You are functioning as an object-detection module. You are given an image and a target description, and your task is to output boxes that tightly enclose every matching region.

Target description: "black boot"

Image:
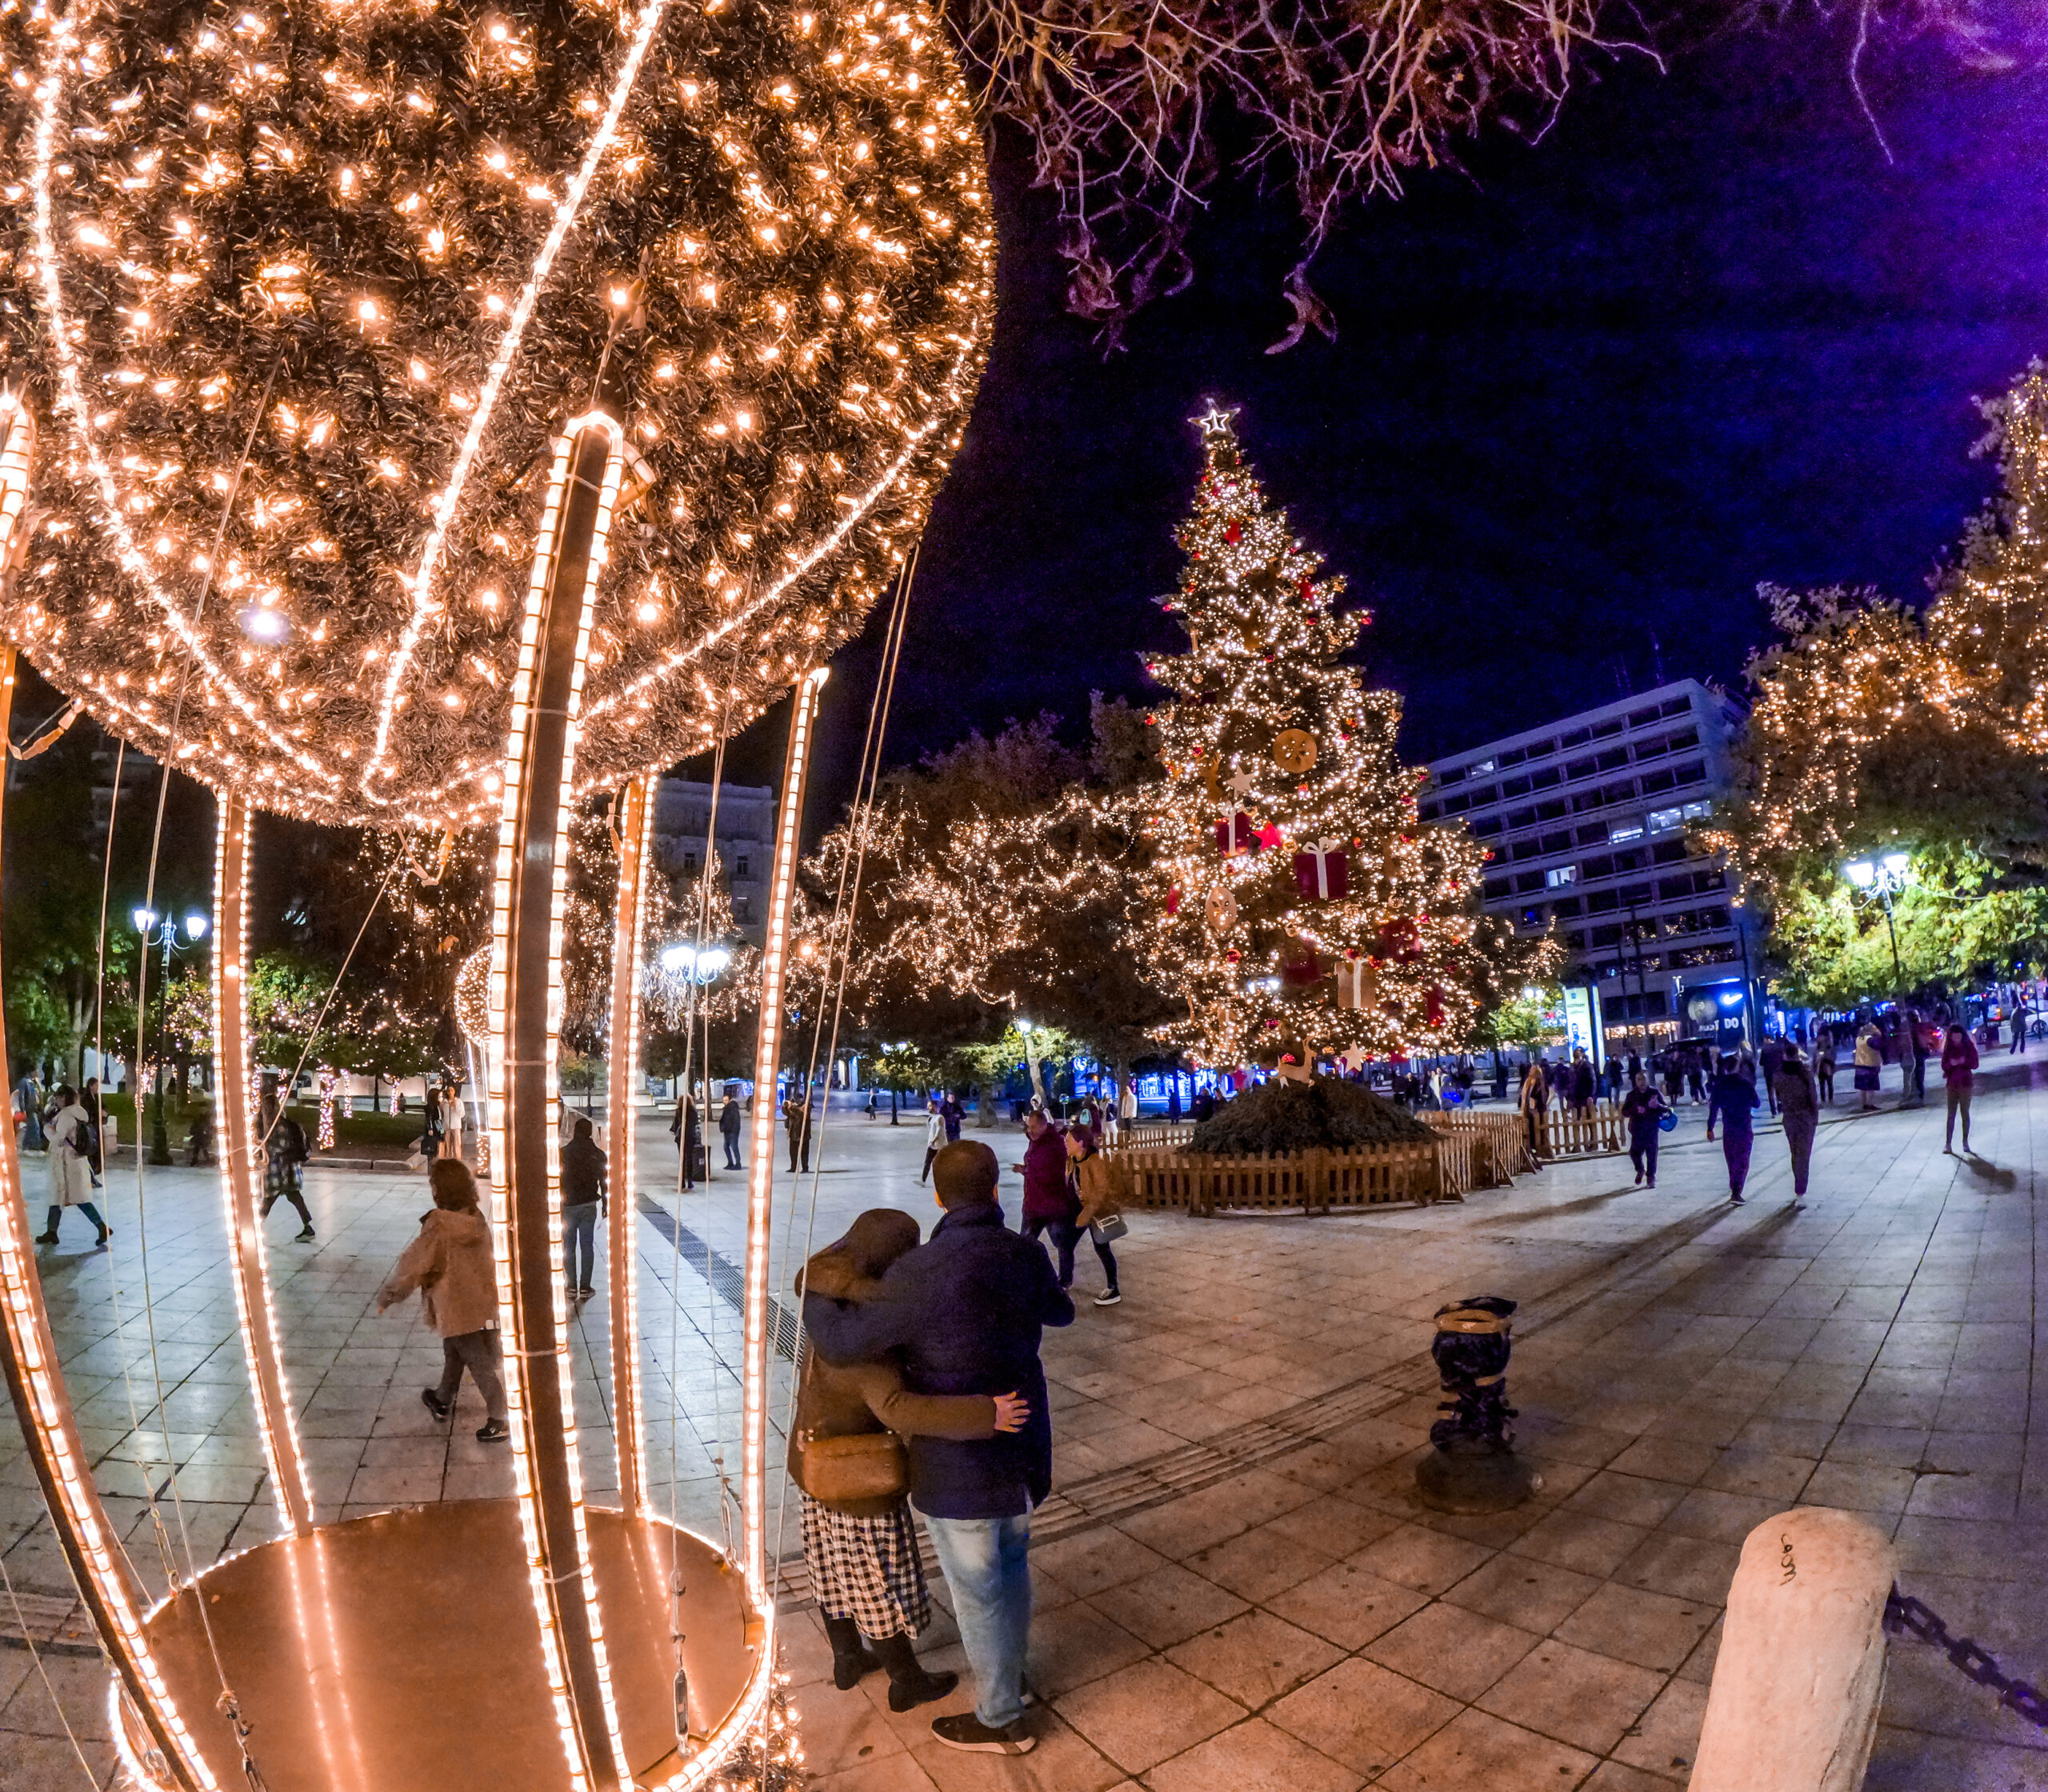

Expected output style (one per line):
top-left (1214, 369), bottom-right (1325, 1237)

top-left (871, 1630), bottom-right (958, 1711)
top-left (822, 1615), bottom-right (881, 1690)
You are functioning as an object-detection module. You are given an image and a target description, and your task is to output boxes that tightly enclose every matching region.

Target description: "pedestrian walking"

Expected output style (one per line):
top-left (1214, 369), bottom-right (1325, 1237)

top-left (1759, 1034), bottom-right (1784, 1117)
top-left (257, 1081), bottom-right (314, 1240)
top-left (1620, 1070), bottom-right (1667, 1188)
top-left (378, 1158), bottom-right (509, 1442)
top-left (1685, 1050), bottom-right (1704, 1105)
top-left (719, 1089), bottom-right (743, 1168)
top-left (802, 1141), bottom-right (1074, 1756)
top-left (1069, 1124), bottom-right (1122, 1306)
top-left (35, 1086), bottom-right (109, 1246)
top-left (1813, 1027), bottom-right (1837, 1104)
top-left (1568, 1049), bottom-right (1596, 1116)
top-left (561, 1114), bottom-right (606, 1298)
top-left (437, 1081), bottom-right (466, 1160)
top-left (941, 1093), bottom-right (964, 1143)
top-left (1942, 1022), bottom-right (1979, 1154)
top-left (1014, 1110), bottom-right (1082, 1288)
top-left (1853, 1022), bottom-right (1883, 1111)
top-left (793, 1210), bottom-right (1028, 1712)
top-left (14, 1069), bottom-right (43, 1154)
top-left (1905, 1009), bottom-right (1930, 1103)
top-left (785, 1088), bottom-right (813, 1173)
top-left (1518, 1058), bottom-right (1548, 1168)
top-left (1116, 1078), bottom-right (1138, 1142)
top-left (1774, 1042), bottom-right (1821, 1198)
top-left (1706, 1051), bottom-right (1760, 1203)
top-left (919, 1099), bottom-right (944, 1184)
top-left (671, 1090), bottom-right (702, 1189)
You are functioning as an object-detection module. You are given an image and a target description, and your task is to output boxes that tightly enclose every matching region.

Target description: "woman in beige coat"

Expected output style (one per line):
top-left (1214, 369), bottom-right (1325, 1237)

top-left (36, 1087), bottom-right (109, 1247)
top-left (377, 1159), bottom-right (507, 1441)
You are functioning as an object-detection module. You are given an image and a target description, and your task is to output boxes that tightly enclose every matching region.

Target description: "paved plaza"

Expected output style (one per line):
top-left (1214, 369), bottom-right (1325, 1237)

top-left (4, 1058), bottom-right (2048, 1791)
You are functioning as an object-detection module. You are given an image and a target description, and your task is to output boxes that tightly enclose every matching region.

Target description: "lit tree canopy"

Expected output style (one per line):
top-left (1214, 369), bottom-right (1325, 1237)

top-left (1710, 362), bottom-right (2048, 999)
top-left (1134, 404), bottom-right (1546, 1064)
top-left (809, 697), bottom-right (1174, 1070)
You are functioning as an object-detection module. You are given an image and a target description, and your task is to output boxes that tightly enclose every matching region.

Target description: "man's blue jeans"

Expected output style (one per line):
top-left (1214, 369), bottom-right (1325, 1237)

top-left (563, 1202), bottom-right (598, 1290)
top-left (918, 1508), bottom-right (1031, 1730)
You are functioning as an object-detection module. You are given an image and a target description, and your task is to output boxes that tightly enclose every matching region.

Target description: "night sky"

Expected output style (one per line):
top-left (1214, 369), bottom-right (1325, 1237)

top-left (724, 18), bottom-right (2048, 822)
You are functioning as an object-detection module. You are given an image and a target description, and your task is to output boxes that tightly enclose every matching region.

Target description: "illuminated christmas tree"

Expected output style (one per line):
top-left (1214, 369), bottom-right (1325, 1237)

top-left (1137, 405), bottom-right (1527, 1066)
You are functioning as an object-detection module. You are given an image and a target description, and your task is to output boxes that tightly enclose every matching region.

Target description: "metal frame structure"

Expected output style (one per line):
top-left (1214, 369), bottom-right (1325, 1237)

top-left (741, 663), bottom-right (828, 1607)
top-left (212, 790), bottom-right (315, 1538)
top-left (606, 774), bottom-right (655, 1515)
top-left (0, 391), bottom-right (810, 1792)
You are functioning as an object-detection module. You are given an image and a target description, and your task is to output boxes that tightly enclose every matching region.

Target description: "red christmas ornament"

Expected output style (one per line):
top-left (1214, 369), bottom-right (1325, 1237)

top-left (1426, 985), bottom-right (1447, 1030)
top-left (1297, 576), bottom-right (1314, 602)
top-left (1225, 520), bottom-right (1242, 544)
top-left (1165, 886), bottom-right (1182, 916)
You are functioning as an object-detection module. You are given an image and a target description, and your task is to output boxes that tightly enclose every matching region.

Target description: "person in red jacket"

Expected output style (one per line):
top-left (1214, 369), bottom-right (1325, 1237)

top-left (1942, 1022), bottom-right (1981, 1154)
top-left (1013, 1110), bottom-right (1081, 1286)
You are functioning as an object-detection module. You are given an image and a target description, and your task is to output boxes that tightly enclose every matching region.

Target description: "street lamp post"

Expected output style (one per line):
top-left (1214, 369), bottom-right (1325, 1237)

top-left (131, 906), bottom-right (208, 1166)
top-left (1844, 853), bottom-right (1912, 1001)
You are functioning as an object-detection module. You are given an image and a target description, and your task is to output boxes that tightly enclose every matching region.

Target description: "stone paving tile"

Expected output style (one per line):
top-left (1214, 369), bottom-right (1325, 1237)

top-left (13, 1068), bottom-right (2048, 1788)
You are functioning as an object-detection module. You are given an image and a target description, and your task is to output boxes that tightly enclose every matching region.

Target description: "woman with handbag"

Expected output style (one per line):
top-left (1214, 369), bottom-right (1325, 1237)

top-left (794, 1210), bottom-right (1030, 1710)
top-left (1068, 1123), bottom-right (1124, 1306)
top-left (35, 1086), bottom-right (110, 1246)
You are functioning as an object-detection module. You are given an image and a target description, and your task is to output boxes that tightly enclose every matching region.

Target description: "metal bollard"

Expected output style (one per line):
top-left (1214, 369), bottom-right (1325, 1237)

top-left (1414, 1294), bottom-right (1536, 1514)
top-left (1690, 1507), bottom-right (1897, 1792)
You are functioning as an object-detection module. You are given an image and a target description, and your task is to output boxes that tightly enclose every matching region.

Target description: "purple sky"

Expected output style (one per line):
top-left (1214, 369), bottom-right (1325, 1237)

top-left (759, 18), bottom-right (2048, 812)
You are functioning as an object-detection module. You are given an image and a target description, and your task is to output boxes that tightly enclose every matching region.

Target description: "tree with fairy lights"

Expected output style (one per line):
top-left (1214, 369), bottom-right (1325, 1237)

top-left (1710, 363), bottom-right (2048, 998)
top-left (1137, 405), bottom-right (1542, 1067)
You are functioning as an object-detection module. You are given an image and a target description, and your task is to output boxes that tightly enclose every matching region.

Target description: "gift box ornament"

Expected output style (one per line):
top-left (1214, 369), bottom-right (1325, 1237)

top-left (1334, 960), bottom-right (1378, 1010)
top-left (1280, 941), bottom-right (1324, 988)
top-left (1378, 917), bottom-right (1422, 962)
top-left (1216, 811), bottom-right (1256, 856)
top-left (1292, 839), bottom-right (1349, 899)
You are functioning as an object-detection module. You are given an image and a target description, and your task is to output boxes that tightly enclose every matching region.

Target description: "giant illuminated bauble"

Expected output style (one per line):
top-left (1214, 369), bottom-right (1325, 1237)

top-left (0, 0), bottom-right (992, 829)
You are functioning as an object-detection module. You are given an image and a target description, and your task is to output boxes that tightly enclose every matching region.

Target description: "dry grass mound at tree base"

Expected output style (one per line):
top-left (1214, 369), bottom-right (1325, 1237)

top-left (1188, 1075), bottom-right (1434, 1156)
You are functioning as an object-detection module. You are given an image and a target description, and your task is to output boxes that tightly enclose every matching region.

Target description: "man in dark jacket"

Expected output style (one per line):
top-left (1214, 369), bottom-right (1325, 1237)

top-left (803, 1139), bottom-right (1073, 1756)
top-left (718, 1090), bottom-right (743, 1168)
top-left (560, 1116), bottom-right (606, 1297)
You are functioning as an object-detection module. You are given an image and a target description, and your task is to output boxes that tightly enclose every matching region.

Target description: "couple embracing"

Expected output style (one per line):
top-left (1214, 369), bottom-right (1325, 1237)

top-left (793, 1138), bottom-right (1072, 1756)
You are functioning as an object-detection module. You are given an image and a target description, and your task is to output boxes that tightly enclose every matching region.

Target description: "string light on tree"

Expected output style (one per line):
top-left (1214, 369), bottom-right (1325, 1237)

top-left (1135, 403), bottom-right (1546, 1066)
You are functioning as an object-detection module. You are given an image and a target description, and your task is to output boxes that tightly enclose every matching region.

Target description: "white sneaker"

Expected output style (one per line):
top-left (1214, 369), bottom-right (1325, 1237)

top-left (1094, 1290), bottom-right (1122, 1306)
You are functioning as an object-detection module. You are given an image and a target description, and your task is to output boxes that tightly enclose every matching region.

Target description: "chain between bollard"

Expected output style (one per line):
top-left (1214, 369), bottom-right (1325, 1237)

top-left (1885, 1589), bottom-right (2048, 1727)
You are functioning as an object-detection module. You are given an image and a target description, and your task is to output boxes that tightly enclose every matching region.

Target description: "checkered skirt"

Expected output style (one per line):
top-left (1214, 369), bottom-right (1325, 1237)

top-left (799, 1491), bottom-right (930, 1638)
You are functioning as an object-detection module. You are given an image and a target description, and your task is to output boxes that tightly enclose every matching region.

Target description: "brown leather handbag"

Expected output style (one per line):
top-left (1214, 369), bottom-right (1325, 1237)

top-left (795, 1429), bottom-right (908, 1503)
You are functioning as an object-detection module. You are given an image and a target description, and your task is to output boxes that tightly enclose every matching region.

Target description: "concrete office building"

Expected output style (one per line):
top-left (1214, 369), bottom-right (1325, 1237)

top-left (1422, 678), bottom-right (1766, 1055)
top-left (650, 776), bottom-right (775, 945)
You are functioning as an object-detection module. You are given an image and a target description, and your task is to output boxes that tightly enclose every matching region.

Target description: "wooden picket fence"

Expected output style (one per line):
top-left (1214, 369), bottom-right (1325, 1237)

top-left (1528, 1100), bottom-right (1627, 1160)
top-left (1101, 1132), bottom-right (1465, 1214)
top-left (1419, 1107), bottom-right (1532, 1186)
